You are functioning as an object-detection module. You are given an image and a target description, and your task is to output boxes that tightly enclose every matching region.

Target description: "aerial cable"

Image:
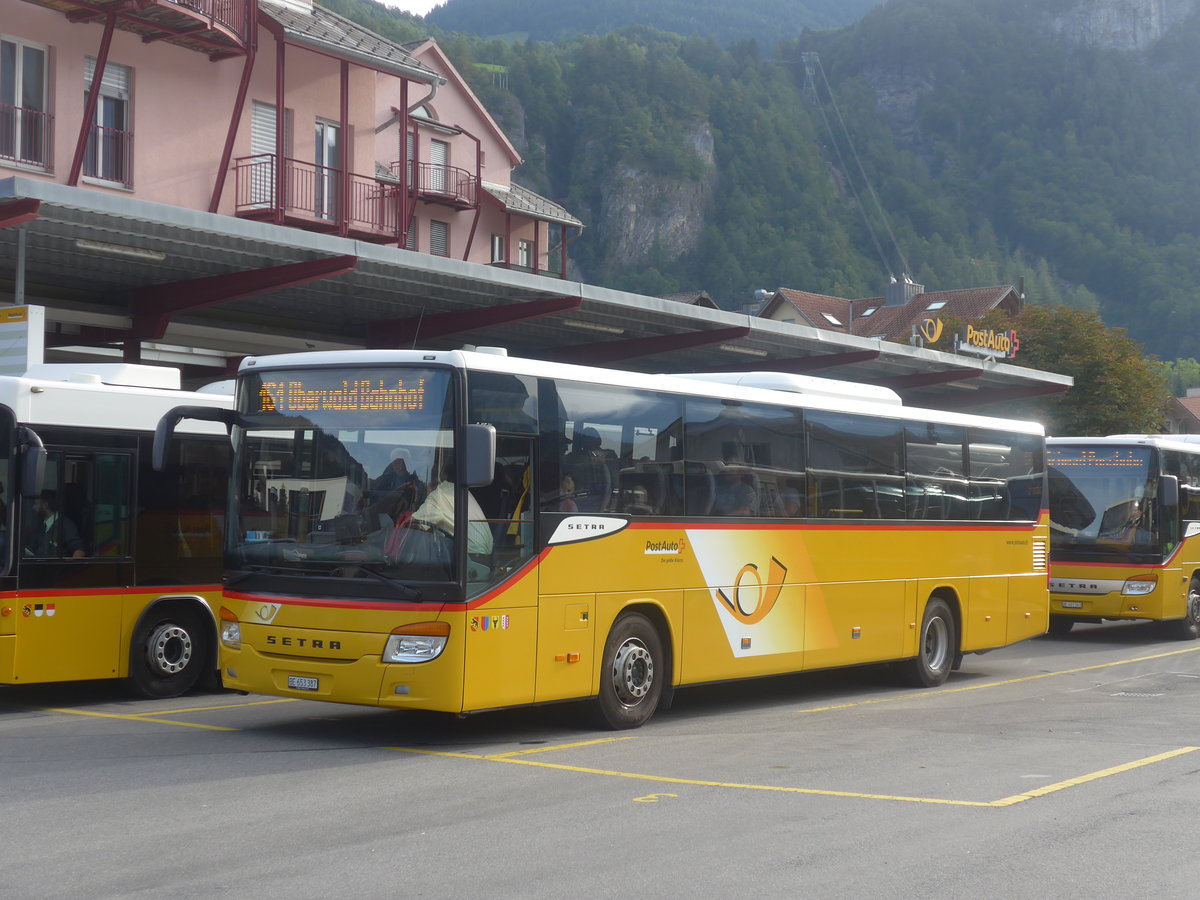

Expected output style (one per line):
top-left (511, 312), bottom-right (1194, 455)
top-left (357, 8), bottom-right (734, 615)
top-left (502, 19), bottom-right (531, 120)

top-left (808, 72), bottom-right (892, 280)
top-left (816, 55), bottom-right (907, 278)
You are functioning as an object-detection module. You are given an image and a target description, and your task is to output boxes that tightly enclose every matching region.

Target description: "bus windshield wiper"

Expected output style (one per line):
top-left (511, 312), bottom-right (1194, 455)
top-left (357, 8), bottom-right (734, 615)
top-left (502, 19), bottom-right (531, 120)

top-left (339, 565), bottom-right (424, 601)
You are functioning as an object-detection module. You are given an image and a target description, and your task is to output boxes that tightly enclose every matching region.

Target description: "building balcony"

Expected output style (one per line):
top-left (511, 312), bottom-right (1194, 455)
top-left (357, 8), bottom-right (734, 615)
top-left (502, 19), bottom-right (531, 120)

top-left (0, 105), bottom-right (54, 170)
top-left (233, 154), bottom-right (407, 242)
top-left (21, 0), bottom-right (252, 58)
top-left (83, 125), bottom-right (133, 188)
top-left (392, 160), bottom-right (479, 210)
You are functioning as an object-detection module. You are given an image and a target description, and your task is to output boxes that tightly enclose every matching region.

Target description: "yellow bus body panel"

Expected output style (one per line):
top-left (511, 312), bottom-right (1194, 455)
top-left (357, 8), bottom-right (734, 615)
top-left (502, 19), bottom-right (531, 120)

top-left (220, 518), bottom-right (1048, 711)
top-left (0, 586), bottom-right (220, 686)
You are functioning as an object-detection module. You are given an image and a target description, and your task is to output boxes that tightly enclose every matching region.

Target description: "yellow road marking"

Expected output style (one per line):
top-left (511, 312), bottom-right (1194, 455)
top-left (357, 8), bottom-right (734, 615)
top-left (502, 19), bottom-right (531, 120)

top-left (126, 697), bottom-right (298, 716)
top-left (32, 707), bottom-right (236, 731)
top-left (797, 645), bottom-right (1200, 714)
top-left (487, 737), bottom-right (634, 758)
top-left (385, 744), bottom-right (1200, 807)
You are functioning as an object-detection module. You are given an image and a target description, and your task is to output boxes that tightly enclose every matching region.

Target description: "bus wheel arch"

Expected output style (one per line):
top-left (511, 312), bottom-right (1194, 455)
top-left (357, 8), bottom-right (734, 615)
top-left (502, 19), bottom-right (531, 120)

top-left (127, 596), bottom-right (216, 699)
top-left (1165, 575), bottom-right (1200, 641)
top-left (897, 591), bottom-right (959, 688)
top-left (595, 605), bottom-right (671, 730)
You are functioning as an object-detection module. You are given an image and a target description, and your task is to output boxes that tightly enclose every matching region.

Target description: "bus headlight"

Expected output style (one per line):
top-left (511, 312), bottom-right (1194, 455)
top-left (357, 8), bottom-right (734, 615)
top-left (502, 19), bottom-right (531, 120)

top-left (1122, 576), bottom-right (1158, 596)
top-left (219, 607), bottom-right (242, 649)
top-left (383, 622), bottom-right (450, 663)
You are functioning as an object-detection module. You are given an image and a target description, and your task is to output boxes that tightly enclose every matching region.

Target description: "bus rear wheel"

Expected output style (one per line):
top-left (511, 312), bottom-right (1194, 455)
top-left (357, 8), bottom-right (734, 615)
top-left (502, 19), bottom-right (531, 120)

top-left (595, 612), bottom-right (663, 730)
top-left (128, 606), bottom-right (209, 699)
top-left (1165, 578), bottom-right (1200, 641)
top-left (897, 598), bottom-right (957, 687)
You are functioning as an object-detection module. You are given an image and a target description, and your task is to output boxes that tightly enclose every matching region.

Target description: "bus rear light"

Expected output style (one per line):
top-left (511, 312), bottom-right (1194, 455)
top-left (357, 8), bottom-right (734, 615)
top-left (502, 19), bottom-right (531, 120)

top-left (219, 606), bottom-right (242, 649)
top-left (383, 622), bottom-right (450, 663)
top-left (1122, 576), bottom-right (1158, 596)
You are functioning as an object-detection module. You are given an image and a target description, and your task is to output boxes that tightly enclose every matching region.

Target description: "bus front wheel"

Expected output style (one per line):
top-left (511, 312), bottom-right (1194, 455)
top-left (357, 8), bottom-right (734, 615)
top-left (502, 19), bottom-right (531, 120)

top-left (1165, 578), bottom-right (1200, 641)
top-left (596, 612), bottom-right (663, 730)
top-left (128, 605), bottom-right (209, 699)
top-left (897, 597), bottom-right (957, 688)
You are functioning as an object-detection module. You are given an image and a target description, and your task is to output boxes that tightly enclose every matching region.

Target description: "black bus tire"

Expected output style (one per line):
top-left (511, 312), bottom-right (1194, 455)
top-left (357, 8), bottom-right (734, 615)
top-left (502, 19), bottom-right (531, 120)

top-left (897, 597), bottom-right (957, 687)
top-left (128, 605), bottom-right (209, 699)
top-left (1048, 615), bottom-right (1075, 637)
top-left (595, 612), bottom-right (663, 730)
top-left (1165, 578), bottom-right (1200, 641)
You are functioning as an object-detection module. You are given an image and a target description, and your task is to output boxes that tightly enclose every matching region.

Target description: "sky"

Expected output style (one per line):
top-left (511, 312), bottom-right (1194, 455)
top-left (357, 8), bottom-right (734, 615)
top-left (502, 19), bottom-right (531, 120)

top-left (382, 0), bottom-right (443, 15)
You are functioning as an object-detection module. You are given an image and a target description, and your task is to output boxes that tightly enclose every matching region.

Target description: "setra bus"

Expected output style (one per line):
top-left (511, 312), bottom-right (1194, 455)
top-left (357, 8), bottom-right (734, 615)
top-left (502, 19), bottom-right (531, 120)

top-left (157, 348), bottom-right (1050, 728)
top-left (1047, 435), bottom-right (1200, 638)
top-left (0, 361), bottom-right (232, 697)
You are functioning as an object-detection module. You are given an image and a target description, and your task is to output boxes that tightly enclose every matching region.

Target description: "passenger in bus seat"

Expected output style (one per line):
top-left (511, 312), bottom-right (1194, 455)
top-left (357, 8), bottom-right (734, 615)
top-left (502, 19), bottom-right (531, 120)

top-left (563, 426), bottom-right (612, 512)
top-left (26, 492), bottom-right (85, 559)
top-left (411, 454), bottom-right (494, 555)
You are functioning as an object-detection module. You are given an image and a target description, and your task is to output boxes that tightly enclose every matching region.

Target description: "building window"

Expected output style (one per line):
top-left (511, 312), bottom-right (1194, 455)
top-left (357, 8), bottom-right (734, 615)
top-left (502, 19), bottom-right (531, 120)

top-left (490, 233), bottom-right (505, 263)
top-left (429, 138), bottom-right (449, 193)
top-left (314, 118), bottom-right (340, 221)
top-left (517, 239), bottom-right (532, 269)
top-left (1, 36), bottom-right (51, 169)
top-left (430, 220), bottom-right (449, 256)
top-left (859, 306), bottom-right (878, 318)
top-left (405, 217), bottom-right (417, 251)
top-left (821, 312), bottom-right (843, 327)
top-left (83, 56), bottom-right (132, 187)
top-left (926, 300), bottom-right (947, 311)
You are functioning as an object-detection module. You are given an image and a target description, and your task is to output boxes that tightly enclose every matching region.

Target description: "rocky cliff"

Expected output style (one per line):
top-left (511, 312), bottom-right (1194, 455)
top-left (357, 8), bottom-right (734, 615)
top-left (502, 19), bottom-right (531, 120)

top-left (1048, 0), bottom-right (1199, 50)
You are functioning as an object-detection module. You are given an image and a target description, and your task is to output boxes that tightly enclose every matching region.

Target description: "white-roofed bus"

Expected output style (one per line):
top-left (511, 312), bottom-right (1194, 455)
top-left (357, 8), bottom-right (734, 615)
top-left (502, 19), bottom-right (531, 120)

top-left (0, 362), bottom-right (232, 697)
top-left (157, 348), bottom-right (1049, 728)
top-left (1046, 434), bottom-right (1200, 638)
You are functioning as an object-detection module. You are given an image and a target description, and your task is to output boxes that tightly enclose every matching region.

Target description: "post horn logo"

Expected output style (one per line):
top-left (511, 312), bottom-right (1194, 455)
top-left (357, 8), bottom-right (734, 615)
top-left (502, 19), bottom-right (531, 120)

top-left (716, 557), bottom-right (788, 625)
top-left (918, 318), bottom-right (944, 343)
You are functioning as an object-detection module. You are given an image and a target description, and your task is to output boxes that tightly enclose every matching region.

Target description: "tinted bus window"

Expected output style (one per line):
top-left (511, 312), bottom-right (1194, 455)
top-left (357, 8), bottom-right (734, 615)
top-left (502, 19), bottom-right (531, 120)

top-left (806, 411), bottom-right (904, 519)
top-left (967, 428), bottom-right (1043, 521)
top-left (904, 421), bottom-right (968, 520)
top-left (551, 382), bottom-right (683, 515)
top-left (684, 398), bottom-right (803, 517)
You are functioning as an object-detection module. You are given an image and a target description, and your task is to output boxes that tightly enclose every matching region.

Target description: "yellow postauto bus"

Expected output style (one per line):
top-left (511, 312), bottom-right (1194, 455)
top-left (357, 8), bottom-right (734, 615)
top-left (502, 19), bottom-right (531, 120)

top-left (1047, 435), bottom-right (1200, 639)
top-left (0, 361), bottom-right (231, 697)
top-left (158, 349), bottom-right (1049, 728)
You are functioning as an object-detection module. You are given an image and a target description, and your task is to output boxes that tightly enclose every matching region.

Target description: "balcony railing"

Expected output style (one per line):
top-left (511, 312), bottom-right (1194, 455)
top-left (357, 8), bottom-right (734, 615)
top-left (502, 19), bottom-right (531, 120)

top-left (233, 154), bottom-right (406, 239)
top-left (83, 125), bottom-right (134, 187)
top-left (166, 0), bottom-right (251, 39)
top-left (392, 160), bottom-right (478, 209)
top-left (0, 105), bottom-right (54, 170)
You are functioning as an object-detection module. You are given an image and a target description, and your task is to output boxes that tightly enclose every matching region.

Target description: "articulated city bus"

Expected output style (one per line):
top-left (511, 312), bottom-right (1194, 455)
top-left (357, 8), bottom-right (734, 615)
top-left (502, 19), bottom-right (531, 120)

top-left (159, 349), bottom-right (1049, 728)
top-left (0, 362), bottom-right (232, 697)
top-left (1047, 435), bottom-right (1200, 638)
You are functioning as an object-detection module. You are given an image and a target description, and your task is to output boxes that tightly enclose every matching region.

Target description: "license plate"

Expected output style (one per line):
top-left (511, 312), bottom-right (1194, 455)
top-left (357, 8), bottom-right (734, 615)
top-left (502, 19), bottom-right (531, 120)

top-left (288, 675), bottom-right (319, 691)
top-left (1061, 601), bottom-right (1083, 609)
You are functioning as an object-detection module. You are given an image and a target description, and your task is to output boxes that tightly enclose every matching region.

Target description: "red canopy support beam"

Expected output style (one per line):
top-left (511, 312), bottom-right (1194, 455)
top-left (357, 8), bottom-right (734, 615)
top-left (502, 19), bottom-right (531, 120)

top-left (545, 326), bottom-right (753, 365)
top-left (130, 254), bottom-right (358, 341)
top-left (0, 198), bottom-right (41, 229)
top-left (368, 295), bottom-right (582, 348)
top-left (68, 11), bottom-right (117, 186)
top-left (870, 368), bottom-right (984, 391)
top-left (919, 381), bottom-right (1071, 412)
top-left (703, 349), bottom-right (882, 374)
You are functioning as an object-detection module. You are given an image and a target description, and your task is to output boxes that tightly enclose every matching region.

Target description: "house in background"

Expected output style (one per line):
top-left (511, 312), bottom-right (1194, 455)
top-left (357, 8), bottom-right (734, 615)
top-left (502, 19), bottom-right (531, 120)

top-left (2, 0), bottom-right (581, 274)
top-left (1167, 391), bottom-right (1200, 434)
top-left (757, 278), bottom-right (1023, 344)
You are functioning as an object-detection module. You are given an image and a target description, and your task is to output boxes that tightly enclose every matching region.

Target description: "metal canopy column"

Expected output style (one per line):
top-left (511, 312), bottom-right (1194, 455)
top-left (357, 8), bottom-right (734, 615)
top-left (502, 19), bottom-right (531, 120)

top-left (544, 326), bottom-right (753, 365)
top-left (366, 295), bottom-right (582, 348)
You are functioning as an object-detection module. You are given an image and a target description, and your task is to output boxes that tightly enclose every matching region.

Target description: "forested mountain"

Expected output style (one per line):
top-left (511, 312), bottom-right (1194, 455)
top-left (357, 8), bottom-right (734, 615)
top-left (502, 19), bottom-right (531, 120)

top-left (324, 0), bottom-right (1200, 363)
top-left (425, 0), bottom-right (883, 48)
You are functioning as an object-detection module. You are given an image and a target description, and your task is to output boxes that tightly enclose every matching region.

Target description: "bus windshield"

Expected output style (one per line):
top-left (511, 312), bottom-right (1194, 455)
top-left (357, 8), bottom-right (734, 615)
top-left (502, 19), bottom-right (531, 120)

top-left (231, 366), bottom-right (461, 599)
top-left (1047, 445), bottom-right (1160, 559)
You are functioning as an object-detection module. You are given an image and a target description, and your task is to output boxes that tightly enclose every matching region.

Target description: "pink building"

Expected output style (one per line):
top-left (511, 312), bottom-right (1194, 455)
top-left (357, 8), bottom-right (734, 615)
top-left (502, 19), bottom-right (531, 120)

top-left (2, 0), bottom-right (581, 274)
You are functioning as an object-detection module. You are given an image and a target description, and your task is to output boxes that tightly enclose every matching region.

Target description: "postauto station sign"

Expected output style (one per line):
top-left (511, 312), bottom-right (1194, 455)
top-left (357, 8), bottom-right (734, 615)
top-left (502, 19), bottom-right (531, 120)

top-left (955, 324), bottom-right (1019, 359)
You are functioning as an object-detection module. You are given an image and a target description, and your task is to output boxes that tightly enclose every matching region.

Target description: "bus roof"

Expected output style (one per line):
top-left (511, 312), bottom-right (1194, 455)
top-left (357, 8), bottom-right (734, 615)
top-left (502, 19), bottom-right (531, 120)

top-left (239, 348), bottom-right (1045, 436)
top-left (1049, 434), bottom-right (1200, 454)
top-left (0, 364), bottom-right (233, 434)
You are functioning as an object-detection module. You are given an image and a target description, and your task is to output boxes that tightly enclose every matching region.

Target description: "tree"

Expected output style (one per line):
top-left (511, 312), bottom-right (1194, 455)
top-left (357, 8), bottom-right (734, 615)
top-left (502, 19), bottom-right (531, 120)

top-left (983, 304), bottom-right (1170, 436)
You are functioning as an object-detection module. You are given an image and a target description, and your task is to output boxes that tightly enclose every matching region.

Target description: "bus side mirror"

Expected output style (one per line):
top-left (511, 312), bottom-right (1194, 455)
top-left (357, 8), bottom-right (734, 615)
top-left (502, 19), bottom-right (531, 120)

top-left (1161, 474), bottom-right (1180, 509)
top-left (153, 405), bottom-right (236, 471)
top-left (462, 423), bottom-right (496, 488)
top-left (17, 426), bottom-right (45, 499)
